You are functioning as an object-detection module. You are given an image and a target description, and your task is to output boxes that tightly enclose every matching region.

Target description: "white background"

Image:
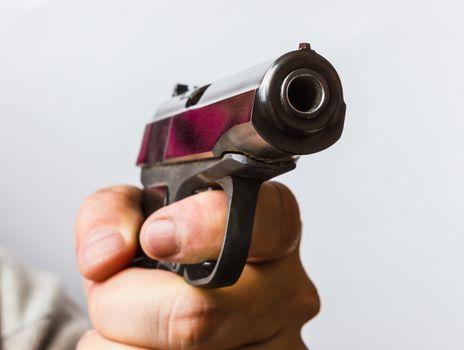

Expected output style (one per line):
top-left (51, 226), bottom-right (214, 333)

top-left (1, 1), bottom-right (463, 349)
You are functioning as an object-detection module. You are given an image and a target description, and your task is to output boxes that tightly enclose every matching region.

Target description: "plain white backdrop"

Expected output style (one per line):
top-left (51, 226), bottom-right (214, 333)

top-left (1, 1), bottom-right (463, 349)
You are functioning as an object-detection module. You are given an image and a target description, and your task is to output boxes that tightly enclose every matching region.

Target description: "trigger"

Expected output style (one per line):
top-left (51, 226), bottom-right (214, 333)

top-left (143, 186), bottom-right (168, 216)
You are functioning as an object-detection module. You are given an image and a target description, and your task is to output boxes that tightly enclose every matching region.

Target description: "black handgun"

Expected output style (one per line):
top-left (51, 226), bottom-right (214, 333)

top-left (133, 42), bottom-right (346, 288)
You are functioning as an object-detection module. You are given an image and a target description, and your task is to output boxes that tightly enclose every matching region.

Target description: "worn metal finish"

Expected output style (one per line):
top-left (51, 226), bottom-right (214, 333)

top-left (153, 60), bottom-right (272, 122)
top-left (137, 90), bottom-right (256, 164)
top-left (137, 44), bottom-right (345, 166)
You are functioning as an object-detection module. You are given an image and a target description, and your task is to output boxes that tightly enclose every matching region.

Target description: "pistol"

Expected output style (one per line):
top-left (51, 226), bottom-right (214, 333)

top-left (133, 42), bottom-right (346, 288)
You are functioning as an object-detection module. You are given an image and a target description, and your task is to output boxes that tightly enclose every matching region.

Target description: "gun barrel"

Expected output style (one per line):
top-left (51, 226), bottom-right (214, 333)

top-left (137, 43), bottom-right (345, 166)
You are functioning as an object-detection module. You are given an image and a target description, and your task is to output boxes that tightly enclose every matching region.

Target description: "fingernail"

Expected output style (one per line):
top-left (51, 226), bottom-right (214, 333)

top-left (144, 220), bottom-right (178, 258)
top-left (81, 230), bottom-right (125, 265)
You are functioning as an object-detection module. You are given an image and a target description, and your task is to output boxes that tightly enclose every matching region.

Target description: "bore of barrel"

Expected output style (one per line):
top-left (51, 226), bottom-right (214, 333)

top-left (281, 69), bottom-right (328, 118)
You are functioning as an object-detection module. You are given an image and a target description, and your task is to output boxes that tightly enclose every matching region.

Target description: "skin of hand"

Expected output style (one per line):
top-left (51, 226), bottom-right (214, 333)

top-left (75, 182), bottom-right (320, 350)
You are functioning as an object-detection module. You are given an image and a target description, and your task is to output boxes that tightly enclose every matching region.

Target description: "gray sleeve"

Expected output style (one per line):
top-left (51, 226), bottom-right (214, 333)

top-left (0, 248), bottom-right (90, 350)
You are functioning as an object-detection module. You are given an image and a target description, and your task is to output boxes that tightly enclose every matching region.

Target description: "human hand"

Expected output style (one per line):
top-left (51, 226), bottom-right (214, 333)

top-left (75, 182), bottom-right (320, 349)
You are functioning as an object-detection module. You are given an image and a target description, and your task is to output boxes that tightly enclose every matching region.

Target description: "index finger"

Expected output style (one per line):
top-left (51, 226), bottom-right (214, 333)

top-left (140, 181), bottom-right (302, 264)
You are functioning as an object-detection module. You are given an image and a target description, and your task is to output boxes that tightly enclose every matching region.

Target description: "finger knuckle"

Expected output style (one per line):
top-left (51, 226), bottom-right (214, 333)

top-left (96, 185), bottom-right (140, 204)
top-left (295, 275), bottom-right (321, 323)
top-left (78, 190), bottom-right (109, 218)
top-left (279, 258), bottom-right (321, 327)
top-left (166, 292), bottom-right (219, 349)
top-left (77, 186), bottom-right (142, 229)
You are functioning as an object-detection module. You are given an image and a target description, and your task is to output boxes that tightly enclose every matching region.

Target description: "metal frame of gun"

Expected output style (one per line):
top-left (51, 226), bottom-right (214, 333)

top-left (133, 42), bottom-right (346, 288)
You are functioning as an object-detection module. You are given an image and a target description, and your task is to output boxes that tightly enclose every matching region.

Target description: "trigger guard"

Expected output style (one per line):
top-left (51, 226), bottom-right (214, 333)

top-left (138, 153), bottom-right (296, 288)
top-left (183, 176), bottom-right (263, 288)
